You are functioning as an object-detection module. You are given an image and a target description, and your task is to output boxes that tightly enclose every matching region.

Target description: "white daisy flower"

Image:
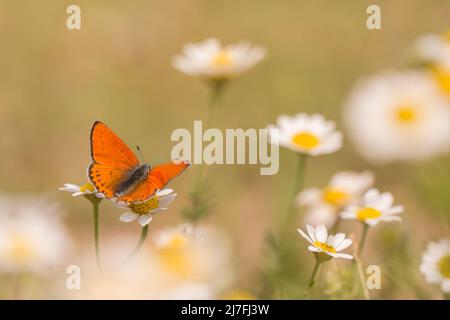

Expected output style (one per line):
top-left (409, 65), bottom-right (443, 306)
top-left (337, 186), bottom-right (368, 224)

top-left (267, 113), bottom-right (343, 155)
top-left (59, 183), bottom-right (104, 198)
top-left (298, 171), bottom-right (374, 227)
top-left (414, 31), bottom-right (450, 68)
top-left (298, 224), bottom-right (353, 260)
top-left (340, 188), bottom-right (403, 226)
top-left (344, 71), bottom-right (450, 163)
top-left (117, 189), bottom-right (177, 227)
top-left (173, 38), bottom-right (266, 82)
top-left (0, 196), bottom-right (71, 274)
top-left (420, 239), bottom-right (450, 293)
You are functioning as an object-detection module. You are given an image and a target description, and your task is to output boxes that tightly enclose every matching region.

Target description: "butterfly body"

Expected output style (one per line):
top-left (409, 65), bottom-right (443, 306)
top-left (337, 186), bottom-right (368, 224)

top-left (115, 164), bottom-right (150, 197)
top-left (88, 121), bottom-right (189, 203)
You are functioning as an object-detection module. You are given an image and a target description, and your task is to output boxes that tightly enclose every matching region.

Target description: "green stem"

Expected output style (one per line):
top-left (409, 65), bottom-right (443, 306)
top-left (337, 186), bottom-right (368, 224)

top-left (92, 202), bottom-right (101, 271)
top-left (198, 83), bottom-right (224, 184)
top-left (331, 217), bottom-right (341, 234)
top-left (306, 260), bottom-right (321, 292)
top-left (358, 223), bottom-right (369, 256)
top-left (281, 154), bottom-right (307, 237)
top-left (124, 225), bottom-right (149, 262)
top-left (183, 82), bottom-right (225, 223)
top-left (355, 223), bottom-right (370, 300)
top-left (354, 256), bottom-right (370, 300)
top-left (207, 80), bottom-right (225, 128)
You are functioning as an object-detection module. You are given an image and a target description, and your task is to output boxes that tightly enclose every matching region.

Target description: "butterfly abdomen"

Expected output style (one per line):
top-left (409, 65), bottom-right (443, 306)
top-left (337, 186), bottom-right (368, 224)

top-left (115, 164), bottom-right (150, 197)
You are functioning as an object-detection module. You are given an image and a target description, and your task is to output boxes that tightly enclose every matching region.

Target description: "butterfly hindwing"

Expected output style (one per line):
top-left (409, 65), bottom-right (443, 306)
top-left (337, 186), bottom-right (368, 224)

top-left (88, 162), bottom-right (127, 198)
top-left (117, 160), bottom-right (189, 203)
top-left (117, 179), bottom-right (157, 203)
top-left (148, 160), bottom-right (190, 189)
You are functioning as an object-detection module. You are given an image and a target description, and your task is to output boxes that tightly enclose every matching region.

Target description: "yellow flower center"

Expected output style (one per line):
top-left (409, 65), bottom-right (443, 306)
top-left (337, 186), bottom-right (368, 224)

top-left (432, 67), bottom-right (450, 96)
top-left (356, 207), bottom-right (382, 221)
top-left (158, 233), bottom-right (193, 278)
top-left (129, 196), bottom-right (159, 215)
top-left (291, 132), bottom-right (320, 149)
top-left (9, 235), bottom-right (36, 263)
top-left (438, 255), bottom-right (450, 279)
top-left (323, 187), bottom-right (350, 207)
top-left (212, 50), bottom-right (233, 67)
top-left (80, 183), bottom-right (95, 193)
top-left (394, 105), bottom-right (418, 124)
top-left (313, 241), bottom-right (336, 254)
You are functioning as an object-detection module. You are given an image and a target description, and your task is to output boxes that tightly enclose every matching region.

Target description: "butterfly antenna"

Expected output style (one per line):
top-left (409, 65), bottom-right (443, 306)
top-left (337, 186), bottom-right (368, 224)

top-left (136, 145), bottom-right (146, 163)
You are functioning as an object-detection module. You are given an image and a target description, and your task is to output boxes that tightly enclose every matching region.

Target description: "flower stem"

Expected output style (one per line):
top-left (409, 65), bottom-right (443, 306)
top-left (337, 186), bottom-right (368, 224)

top-left (92, 201), bottom-right (101, 271)
top-left (354, 256), bottom-right (370, 300)
top-left (207, 80), bottom-right (225, 128)
top-left (199, 83), bottom-right (224, 183)
top-left (124, 225), bottom-right (149, 263)
top-left (281, 154), bottom-right (307, 237)
top-left (358, 223), bottom-right (369, 256)
top-left (331, 217), bottom-right (341, 234)
top-left (355, 222), bottom-right (370, 300)
top-left (183, 83), bottom-right (224, 223)
top-left (306, 260), bottom-right (321, 292)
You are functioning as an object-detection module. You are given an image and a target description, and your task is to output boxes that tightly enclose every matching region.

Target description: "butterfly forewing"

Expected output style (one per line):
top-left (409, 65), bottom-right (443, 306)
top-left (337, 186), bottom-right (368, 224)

top-left (88, 121), bottom-right (140, 198)
top-left (90, 121), bottom-right (139, 168)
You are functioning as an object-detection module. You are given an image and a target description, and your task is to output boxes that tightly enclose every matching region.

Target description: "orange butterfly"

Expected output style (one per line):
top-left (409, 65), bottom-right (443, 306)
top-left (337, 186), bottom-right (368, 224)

top-left (88, 121), bottom-right (189, 203)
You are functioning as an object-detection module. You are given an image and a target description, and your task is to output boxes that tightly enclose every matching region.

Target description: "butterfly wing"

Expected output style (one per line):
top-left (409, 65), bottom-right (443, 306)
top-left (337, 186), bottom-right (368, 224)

top-left (148, 160), bottom-right (190, 189)
top-left (88, 121), bottom-right (140, 198)
top-left (90, 121), bottom-right (139, 168)
top-left (88, 163), bottom-right (127, 198)
top-left (117, 160), bottom-right (190, 203)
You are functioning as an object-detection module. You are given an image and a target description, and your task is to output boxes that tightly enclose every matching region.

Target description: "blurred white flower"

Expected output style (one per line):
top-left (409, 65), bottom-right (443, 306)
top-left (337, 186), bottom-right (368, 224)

top-left (59, 183), bottom-right (104, 199)
top-left (344, 71), bottom-right (450, 163)
top-left (173, 38), bottom-right (266, 82)
top-left (70, 225), bottom-right (233, 300)
top-left (340, 188), bottom-right (403, 226)
top-left (414, 31), bottom-right (450, 68)
top-left (420, 239), bottom-right (450, 293)
top-left (117, 189), bottom-right (177, 227)
top-left (432, 65), bottom-right (450, 97)
top-left (298, 171), bottom-right (375, 227)
top-left (0, 196), bottom-right (70, 274)
top-left (149, 224), bottom-right (233, 296)
top-left (267, 113), bottom-right (342, 156)
top-left (298, 224), bottom-right (353, 260)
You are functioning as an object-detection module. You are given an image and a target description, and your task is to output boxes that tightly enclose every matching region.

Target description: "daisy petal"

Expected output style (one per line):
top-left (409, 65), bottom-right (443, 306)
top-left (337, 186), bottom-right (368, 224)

top-left (298, 228), bottom-right (314, 245)
top-left (138, 214), bottom-right (153, 227)
top-left (335, 238), bottom-right (352, 251)
top-left (119, 212), bottom-right (138, 222)
top-left (315, 224), bottom-right (328, 243)
top-left (306, 224), bottom-right (316, 242)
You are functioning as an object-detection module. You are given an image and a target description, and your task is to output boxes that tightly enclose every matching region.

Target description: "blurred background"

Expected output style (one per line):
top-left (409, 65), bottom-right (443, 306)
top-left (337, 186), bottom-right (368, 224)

top-left (0, 0), bottom-right (449, 299)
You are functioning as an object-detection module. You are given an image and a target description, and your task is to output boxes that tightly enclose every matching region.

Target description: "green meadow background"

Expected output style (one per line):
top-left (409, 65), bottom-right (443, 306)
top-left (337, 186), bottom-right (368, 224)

top-left (0, 0), bottom-right (449, 299)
